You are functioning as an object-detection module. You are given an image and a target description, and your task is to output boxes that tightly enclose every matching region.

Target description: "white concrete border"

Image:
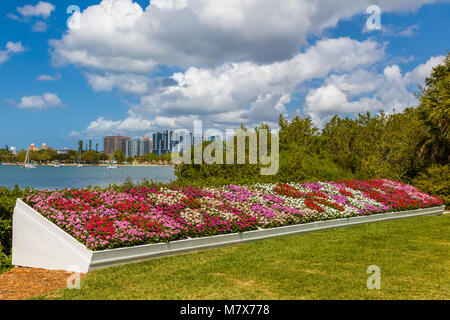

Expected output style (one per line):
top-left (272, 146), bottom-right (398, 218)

top-left (12, 198), bottom-right (445, 273)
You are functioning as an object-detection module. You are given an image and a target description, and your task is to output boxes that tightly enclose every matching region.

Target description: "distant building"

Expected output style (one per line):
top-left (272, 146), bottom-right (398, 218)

top-left (104, 135), bottom-right (130, 155)
top-left (143, 137), bottom-right (153, 153)
top-left (125, 138), bottom-right (152, 158)
top-left (152, 130), bottom-right (193, 155)
top-left (152, 131), bottom-right (174, 155)
top-left (9, 146), bottom-right (17, 155)
top-left (29, 143), bottom-right (40, 152)
top-left (42, 143), bottom-right (49, 150)
top-left (172, 131), bottom-right (193, 153)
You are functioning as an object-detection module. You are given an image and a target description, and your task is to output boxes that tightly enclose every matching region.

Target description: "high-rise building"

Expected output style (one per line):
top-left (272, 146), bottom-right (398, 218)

top-left (103, 135), bottom-right (130, 155)
top-left (125, 138), bottom-right (152, 158)
top-left (152, 130), bottom-right (193, 155)
top-left (42, 143), bottom-right (48, 150)
top-left (143, 137), bottom-right (153, 154)
top-left (152, 130), bottom-right (174, 155)
top-left (9, 146), bottom-right (17, 155)
top-left (172, 130), bottom-right (193, 153)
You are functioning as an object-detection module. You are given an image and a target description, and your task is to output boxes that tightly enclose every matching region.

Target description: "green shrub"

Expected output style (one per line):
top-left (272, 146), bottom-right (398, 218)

top-left (413, 164), bottom-right (450, 208)
top-left (0, 185), bottom-right (24, 220)
top-left (0, 219), bottom-right (12, 256)
top-left (0, 185), bottom-right (25, 265)
top-left (0, 249), bottom-right (12, 274)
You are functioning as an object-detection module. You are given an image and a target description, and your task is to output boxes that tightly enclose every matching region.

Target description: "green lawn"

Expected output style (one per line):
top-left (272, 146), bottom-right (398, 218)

top-left (36, 214), bottom-right (450, 300)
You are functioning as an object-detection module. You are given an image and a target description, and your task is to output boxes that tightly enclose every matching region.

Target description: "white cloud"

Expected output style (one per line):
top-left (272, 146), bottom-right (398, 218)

top-left (17, 93), bottom-right (63, 110)
top-left (135, 38), bottom-right (384, 118)
top-left (54, 0), bottom-right (445, 135)
top-left (0, 42), bottom-right (26, 65)
top-left (398, 25), bottom-right (420, 37)
top-left (303, 55), bottom-right (445, 126)
top-left (404, 55), bottom-right (445, 85)
top-left (17, 1), bottom-right (55, 18)
top-left (50, 0), bottom-right (440, 72)
top-left (85, 73), bottom-right (149, 95)
top-left (305, 85), bottom-right (350, 114)
top-left (31, 21), bottom-right (49, 32)
top-left (37, 73), bottom-right (61, 81)
top-left (6, 42), bottom-right (25, 53)
top-left (69, 130), bottom-right (81, 137)
top-left (85, 114), bottom-right (197, 135)
top-left (83, 37), bottom-right (384, 134)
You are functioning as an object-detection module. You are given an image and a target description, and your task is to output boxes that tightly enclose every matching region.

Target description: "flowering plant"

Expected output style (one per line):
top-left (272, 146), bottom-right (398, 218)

top-left (25, 179), bottom-right (443, 251)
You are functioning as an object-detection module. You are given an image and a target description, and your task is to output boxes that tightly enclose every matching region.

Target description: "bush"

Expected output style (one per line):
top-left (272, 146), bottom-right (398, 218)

top-left (413, 164), bottom-right (450, 208)
top-left (0, 219), bottom-right (12, 256)
top-left (0, 185), bottom-right (25, 273)
top-left (0, 245), bottom-right (12, 274)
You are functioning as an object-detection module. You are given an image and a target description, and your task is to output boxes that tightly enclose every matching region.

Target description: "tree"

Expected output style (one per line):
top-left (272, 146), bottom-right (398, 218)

top-left (81, 150), bottom-right (100, 164)
top-left (113, 150), bottom-right (125, 164)
top-left (98, 152), bottom-right (108, 161)
top-left (416, 52), bottom-right (450, 165)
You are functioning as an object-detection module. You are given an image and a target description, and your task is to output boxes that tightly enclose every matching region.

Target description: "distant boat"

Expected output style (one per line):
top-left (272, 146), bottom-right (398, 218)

top-left (53, 161), bottom-right (61, 168)
top-left (23, 147), bottom-right (36, 169)
top-left (107, 154), bottom-right (119, 169)
top-left (77, 150), bottom-right (84, 167)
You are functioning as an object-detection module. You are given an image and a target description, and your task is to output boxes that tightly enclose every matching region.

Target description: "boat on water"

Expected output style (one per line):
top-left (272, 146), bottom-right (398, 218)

top-left (107, 161), bottom-right (119, 169)
top-left (77, 150), bottom-right (84, 167)
top-left (53, 161), bottom-right (61, 168)
top-left (22, 147), bottom-right (36, 169)
top-left (107, 154), bottom-right (119, 169)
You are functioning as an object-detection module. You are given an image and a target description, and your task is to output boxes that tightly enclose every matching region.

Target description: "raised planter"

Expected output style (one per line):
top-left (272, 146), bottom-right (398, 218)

top-left (12, 198), bottom-right (445, 273)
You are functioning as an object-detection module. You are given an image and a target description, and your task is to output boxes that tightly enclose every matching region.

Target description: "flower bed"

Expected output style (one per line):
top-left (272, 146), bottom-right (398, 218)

top-left (24, 179), bottom-right (443, 251)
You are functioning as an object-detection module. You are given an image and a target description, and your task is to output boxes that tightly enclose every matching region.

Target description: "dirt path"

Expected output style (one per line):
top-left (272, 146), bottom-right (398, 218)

top-left (0, 267), bottom-right (81, 300)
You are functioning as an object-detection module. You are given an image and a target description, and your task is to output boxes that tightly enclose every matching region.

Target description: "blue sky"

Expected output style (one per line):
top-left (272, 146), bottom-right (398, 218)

top-left (0, 0), bottom-right (449, 151)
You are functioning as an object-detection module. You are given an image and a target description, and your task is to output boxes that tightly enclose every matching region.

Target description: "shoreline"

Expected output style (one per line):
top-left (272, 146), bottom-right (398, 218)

top-left (0, 163), bottom-right (174, 168)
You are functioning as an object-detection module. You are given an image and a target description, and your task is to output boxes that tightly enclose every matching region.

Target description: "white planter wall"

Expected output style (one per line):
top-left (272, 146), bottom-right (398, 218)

top-left (12, 199), bottom-right (445, 273)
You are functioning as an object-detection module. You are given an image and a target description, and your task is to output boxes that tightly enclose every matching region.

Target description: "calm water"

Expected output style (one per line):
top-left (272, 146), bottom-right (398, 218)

top-left (0, 165), bottom-right (176, 190)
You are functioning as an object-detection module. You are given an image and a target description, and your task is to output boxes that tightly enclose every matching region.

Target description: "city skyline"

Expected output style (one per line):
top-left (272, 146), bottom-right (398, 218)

top-left (1, 0), bottom-right (450, 150)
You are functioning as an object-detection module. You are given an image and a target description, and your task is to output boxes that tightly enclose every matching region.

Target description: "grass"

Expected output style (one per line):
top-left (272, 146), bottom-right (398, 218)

top-left (35, 214), bottom-right (450, 300)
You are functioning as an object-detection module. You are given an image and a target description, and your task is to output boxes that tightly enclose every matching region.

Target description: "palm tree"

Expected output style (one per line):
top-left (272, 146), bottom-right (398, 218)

top-left (417, 53), bottom-right (450, 165)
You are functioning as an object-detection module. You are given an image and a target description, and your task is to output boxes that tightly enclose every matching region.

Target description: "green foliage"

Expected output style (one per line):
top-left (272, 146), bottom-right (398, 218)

top-left (0, 149), bottom-right (15, 163)
top-left (137, 152), bottom-right (172, 164)
top-left (413, 164), bottom-right (450, 208)
top-left (0, 185), bottom-right (25, 273)
top-left (0, 185), bottom-right (25, 257)
top-left (417, 52), bottom-right (450, 165)
top-left (0, 250), bottom-right (12, 274)
top-left (112, 150), bottom-right (126, 164)
top-left (0, 185), bottom-right (24, 220)
top-left (322, 110), bottom-right (425, 182)
top-left (81, 150), bottom-right (100, 164)
top-left (173, 54), bottom-right (449, 196)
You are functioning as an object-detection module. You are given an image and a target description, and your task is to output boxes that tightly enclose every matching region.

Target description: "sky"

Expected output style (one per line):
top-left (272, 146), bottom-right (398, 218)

top-left (0, 0), bottom-right (449, 151)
